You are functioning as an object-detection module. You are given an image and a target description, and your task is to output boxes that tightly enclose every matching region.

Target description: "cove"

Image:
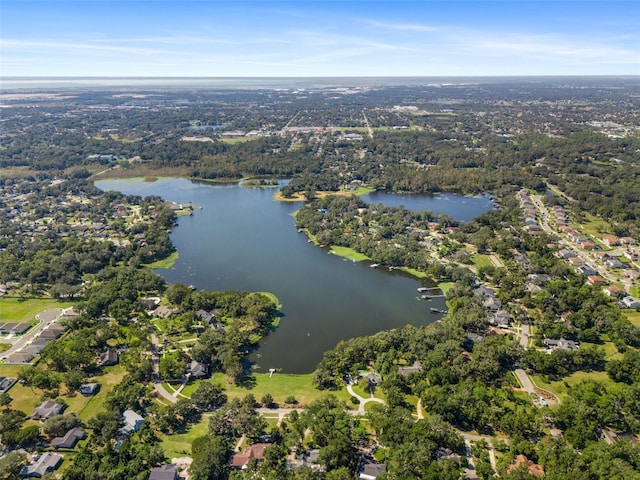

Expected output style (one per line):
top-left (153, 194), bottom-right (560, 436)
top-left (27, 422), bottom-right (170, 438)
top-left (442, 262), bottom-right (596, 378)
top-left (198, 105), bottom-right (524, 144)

top-left (96, 178), bottom-right (492, 373)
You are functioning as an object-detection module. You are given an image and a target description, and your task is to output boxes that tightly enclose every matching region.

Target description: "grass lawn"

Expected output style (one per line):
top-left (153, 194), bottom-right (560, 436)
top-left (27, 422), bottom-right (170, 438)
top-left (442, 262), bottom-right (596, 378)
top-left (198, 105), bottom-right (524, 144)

top-left (76, 365), bottom-right (127, 421)
top-left (471, 254), bottom-right (494, 270)
top-left (629, 286), bottom-right (640, 297)
top-left (580, 212), bottom-right (613, 237)
top-left (329, 246), bottom-right (370, 262)
top-left (160, 416), bottom-right (210, 458)
top-left (399, 267), bottom-right (429, 279)
top-left (531, 370), bottom-right (613, 402)
top-left (438, 282), bottom-right (455, 294)
top-left (145, 251), bottom-right (179, 270)
top-left (0, 297), bottom-right (74, 323)
top-left (4, 383), bottom-right (43, 416)
top-left (625, 310), bottom-right (640, 327)
top-left (191, 373), bottom-right (351, 406)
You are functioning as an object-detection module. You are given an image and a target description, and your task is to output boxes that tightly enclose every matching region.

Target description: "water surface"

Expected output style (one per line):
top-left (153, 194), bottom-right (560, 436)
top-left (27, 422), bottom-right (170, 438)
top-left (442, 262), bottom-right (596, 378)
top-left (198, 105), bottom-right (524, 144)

top-left (97, 179), bottom-right (491, 372)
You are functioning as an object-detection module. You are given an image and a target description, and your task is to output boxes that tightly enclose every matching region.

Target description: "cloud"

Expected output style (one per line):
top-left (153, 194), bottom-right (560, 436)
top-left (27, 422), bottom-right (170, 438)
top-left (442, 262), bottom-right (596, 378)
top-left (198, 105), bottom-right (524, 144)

top-left (0, 39), bottom-right (188, 57)
top-left (362, 19), bottom-right (445, 33)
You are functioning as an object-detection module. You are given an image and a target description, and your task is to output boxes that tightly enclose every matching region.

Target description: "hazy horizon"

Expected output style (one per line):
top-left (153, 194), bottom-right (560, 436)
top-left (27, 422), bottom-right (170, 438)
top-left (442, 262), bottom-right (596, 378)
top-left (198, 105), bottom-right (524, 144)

top-left (2, 1), bottom-right (639, 78)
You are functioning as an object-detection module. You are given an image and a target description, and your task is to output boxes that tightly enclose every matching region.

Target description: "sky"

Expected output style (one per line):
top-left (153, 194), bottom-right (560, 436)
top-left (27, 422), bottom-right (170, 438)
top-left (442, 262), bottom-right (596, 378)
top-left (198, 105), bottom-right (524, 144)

top-left (1, 0), bottom-right (639, 77)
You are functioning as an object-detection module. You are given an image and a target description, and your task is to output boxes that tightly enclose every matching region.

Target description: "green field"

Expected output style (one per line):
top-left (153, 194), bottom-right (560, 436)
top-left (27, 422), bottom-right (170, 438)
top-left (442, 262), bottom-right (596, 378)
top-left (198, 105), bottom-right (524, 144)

top-left (398, 267), bottom-right (429, 279)
top-left (181, 372), bottom-right (350, 406)
top-left (0, 298), bottom-right (74, 323)
top-left (580, 212), bottom-right (613, 237)
top-left (471, 254), bottom-right (494, 270)
top-left (438, 282), bottom-right (455, 294)
top-left (625, 310), bottom-right (640, 327)
top-left (160, 416), bottom-right (210, 458)
top-left (145, 251), bottom-right (179, 270)
top-left (329, 246), bottom-right (371, 262)
top-left (531, 370), bottom-right (612, 402)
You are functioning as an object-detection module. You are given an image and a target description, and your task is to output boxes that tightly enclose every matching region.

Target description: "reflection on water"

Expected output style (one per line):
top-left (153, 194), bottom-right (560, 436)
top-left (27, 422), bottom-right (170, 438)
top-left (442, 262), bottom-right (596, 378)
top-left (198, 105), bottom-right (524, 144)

top-left (96, 178), bottom-right (492, 373)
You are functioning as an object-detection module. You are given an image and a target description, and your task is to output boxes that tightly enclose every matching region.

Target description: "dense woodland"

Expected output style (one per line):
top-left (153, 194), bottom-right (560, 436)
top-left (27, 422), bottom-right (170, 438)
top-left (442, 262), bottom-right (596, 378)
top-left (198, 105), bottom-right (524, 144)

top-left (1, 79), bottom-right (639, 478)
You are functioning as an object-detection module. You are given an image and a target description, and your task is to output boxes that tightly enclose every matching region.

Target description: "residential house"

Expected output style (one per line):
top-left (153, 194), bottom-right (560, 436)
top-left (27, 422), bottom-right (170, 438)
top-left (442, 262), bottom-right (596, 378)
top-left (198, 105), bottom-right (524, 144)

top-left (567, 257), bottom-right (584, 267)
top-left (577, 265), bottom-right (598, 276)
top-left (186, 361), bottom-right (208, 379)
top-left (140, 297), bottom-right (160, 310)
top-left (489, 310), bottom-right (511, 327)
top-left (0, 376), bottom-right (17, 394)
top-left (556, 249), bottom-right (573, 259)
top-left (230, 443), bottom-right (271, 469)
top-left (97, 347), bottom-right (118, 367)
top-left (621, 297), bottom-right (640, 309)
top-left (79, 383), bottom-right (100, 395)
top-left (397, 361), bottom-right (422, 377)
top-left (601, 236), bottom-right (620, 247)
top-left (148, 464), bottom-right (178, 480)
top-left (291, 449), bottom-right (324, 471)
top-left (358, 456), bottom-right (387, 480)
top-left (581, 241), bottom-right (596, 250)
top-left (483, 296), bottom-right (502, 311)
top-left (603, 285), bottom-right (625, 298)
top-left (587, 275), bottom-right (607, 285)
top-left (507, 454), bottom-right (544, 478)
top-left (544, 338), bottom-right (579, 351)
top-left (118, 409), bottom-right (145, 437)
top-left (31, 400), bottom-right (65, 420)
top-left (605, 258), bottom-right (625, 269)
top-left (620, 237), bottom-right (637, 245)
top-left (51, 427), bottom-right (86, 449)
top-left (20, 452), bottom-right (63, 478)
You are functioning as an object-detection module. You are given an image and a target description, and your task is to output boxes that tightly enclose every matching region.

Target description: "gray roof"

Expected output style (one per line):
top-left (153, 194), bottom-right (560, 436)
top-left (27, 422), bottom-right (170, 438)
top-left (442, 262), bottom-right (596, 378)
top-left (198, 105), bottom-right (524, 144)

top-left (20, 452), bottom-right (63, 477)
top-left (32, 400), bottom-right (65, 420)
top-left (149, 464), bottom-right (178, 480)
top-left (51, 427), bottom-right (86, 449)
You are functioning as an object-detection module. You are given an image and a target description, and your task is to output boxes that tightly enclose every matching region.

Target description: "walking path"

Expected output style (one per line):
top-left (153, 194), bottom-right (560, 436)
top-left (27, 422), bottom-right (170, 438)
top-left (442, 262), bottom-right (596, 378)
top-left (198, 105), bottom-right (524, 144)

top-left (346, 383), bottom-right (385, 414)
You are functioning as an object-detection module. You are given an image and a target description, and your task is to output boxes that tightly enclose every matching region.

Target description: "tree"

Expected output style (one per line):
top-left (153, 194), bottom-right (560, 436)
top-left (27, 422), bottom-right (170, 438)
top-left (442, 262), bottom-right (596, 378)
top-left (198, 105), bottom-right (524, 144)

top-left (261, 393), bottom-right (275, 408)
top-left (190, 434), bottom-right (231, 480)
top-left (191, 382), bottom-right (227, 412)
top-left (43, 414), bottom-right (82, 437)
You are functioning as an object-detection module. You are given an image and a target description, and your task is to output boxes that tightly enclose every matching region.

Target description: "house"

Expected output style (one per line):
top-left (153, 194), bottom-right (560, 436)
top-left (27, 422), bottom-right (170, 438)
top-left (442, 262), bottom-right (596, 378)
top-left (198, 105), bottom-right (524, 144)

top-left (587, 275), bottom-right (607, 285)
top-left (557, 249), bottom-right (573, 259)
top-left (567, 257), bottom-right (584, 267)
top-left (603, 285), bottom-right (625, 297)
top-left (0, 376), bottom-right (17, 394)
top-left (230, 443), bottom-right (271, 469)
top-left (97, 348), bottom-right (118, 367)
top-left (577, 265), bottom-right (598, 276)
top-left (507, 454), bottom-right (544, 477)
top-left (605, 258), bottom-right (625, 269)
top-left (51, 427), bottom-right (86, 449)
top-left (196, 309), bottom-right (215, 324)
top-left (31, 400), bottom-right (65, 420)
top-left (489, 310), bottom-right (511, 327)
top-left (140, 297), bottom-right (160, 310)
top-left (79, 383), bottom-right (100, 395)
top-left (621, 296), bottom-right (640, 309)
top-left (581, 241), bottom-right (596, 250)
top-left (601, 236), bottom-right (620, 247)
top-left (118, 409), bottom-right (145, 437)
top-left (292, 449), bottom-right (324, 471)
top-left (544, 338), bottom-right (579, 351)
top-left (186, 361), bottom-right (208, 379)
top-left (20, 452), bottom-right (63, 478)
top-left (148, 464), bottom-right (178, 480)
top-left (620, 237), bottom-right (637, 245)
top-left (397, 360), bottom-right (422, 377)
top-left (483, 296), bottom-right (502, 311)
top-left (358, 456), bottom-right (387, 480)
top-left (153, 305), bottom-right (180, 318)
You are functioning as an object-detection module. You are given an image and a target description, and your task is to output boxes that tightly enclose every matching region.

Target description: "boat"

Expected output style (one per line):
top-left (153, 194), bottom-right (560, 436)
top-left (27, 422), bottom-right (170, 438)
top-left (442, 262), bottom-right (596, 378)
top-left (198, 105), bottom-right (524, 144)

top-left (430, 307), bottom-right (448, 314)
top-left (417, 287), bottom-right (429, 293)
top-left (370, 263), bottom-right (380, 268)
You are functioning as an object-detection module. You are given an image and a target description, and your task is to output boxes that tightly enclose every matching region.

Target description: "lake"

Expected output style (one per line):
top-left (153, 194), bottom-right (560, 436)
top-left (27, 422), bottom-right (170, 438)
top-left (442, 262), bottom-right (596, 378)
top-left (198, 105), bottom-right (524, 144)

top-left (96, 178), bottom-right (492, 373)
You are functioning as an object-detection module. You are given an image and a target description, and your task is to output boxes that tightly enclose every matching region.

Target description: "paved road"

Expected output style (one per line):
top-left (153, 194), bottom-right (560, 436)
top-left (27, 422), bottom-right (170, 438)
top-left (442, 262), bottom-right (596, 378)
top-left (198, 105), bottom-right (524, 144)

top-left (346, 383), bottom-right (385, 414)
top-left (1, 308), bottom-right (66, 359)
top-left (150, 333), bottom-right (181, 403)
